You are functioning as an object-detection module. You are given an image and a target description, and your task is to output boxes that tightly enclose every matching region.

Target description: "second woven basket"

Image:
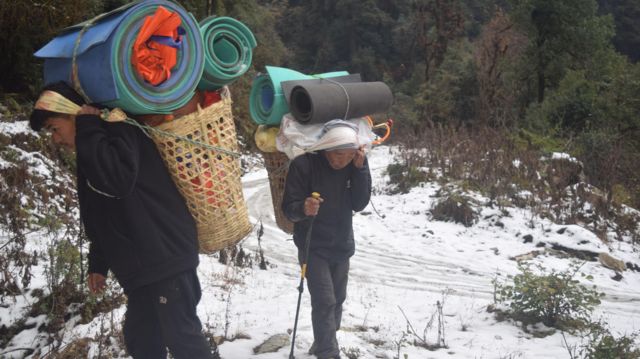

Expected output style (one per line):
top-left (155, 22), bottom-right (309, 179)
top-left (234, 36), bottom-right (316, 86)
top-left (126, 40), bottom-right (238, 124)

top-left (262, 151), bottom-right (294, 234)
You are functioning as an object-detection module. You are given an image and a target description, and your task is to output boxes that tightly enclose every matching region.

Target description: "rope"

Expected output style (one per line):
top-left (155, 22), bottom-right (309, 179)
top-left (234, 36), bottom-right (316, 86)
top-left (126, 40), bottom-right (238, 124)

top-left (311, 75), bottom-right (351, 121)
top-left (71, 16), bottom-right (241, 159)
top-left (71, 12), bottom-right (114, 104)
top-left (369, 198), bottom-right (386, 220)
top-left (121, 117), bottom-right (242, 158)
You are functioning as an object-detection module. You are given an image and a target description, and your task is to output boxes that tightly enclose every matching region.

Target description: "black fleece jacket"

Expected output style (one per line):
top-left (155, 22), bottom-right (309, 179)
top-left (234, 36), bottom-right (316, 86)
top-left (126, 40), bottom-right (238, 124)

top-left (282, 152), bottom-right (372, 261)
top-left (75, 114), bottom-right (198, 293)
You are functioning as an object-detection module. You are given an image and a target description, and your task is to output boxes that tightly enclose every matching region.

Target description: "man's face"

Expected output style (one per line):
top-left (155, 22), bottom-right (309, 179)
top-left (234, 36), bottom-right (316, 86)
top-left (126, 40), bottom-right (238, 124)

top-left (325, 149), bottom-right (357, 170)
top-left (44, 116), bottom-right (76, 151)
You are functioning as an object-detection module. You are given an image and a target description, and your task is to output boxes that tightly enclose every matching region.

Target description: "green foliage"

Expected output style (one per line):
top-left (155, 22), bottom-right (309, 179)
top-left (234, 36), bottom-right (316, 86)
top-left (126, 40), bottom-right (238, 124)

top-left (495, 262), bottom-right (603, 328)
top-left (340, 346), bottom-right (363, 359)
top-left (508, 0), bottom-right (615, 104)
top-left (598, 0), bottom-right (640, 62)
top-left (215, 0), bottom-right (288, 148)
top-left (46, 240), bottom-right (82, 291)
top-left (280, 0), bottom-right (395, 80)
top-left (582, 329), bottom-right (640, 359)
top-left (525, 70), bottom-right (597, 135)
top-left (0, 0), bottom-right (104, 94)
top-left (513, 128), bottom-right (565, 153)
top-left (521, 49), bottom-right (640, 207)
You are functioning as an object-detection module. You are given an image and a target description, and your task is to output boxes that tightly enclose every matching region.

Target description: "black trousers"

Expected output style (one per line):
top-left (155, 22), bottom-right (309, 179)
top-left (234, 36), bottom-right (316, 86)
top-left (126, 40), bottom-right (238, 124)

top-left (301, 250), bottom-right (350, 359)
top-left (123, 269), bottom-right (214, 359)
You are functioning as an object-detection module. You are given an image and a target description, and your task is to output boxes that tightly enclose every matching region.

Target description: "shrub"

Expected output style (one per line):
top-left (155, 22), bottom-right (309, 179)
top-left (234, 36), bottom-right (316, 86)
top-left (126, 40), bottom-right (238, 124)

top-left (583, 331), bottom-right (640, 359)
top-left (386, 162), bottom-right (428, 194)
top-left (494, 262), bottom-right (603, 329)
top-left (340, 347), bottom-right (363, 359)
top-left (431, 194), bottom-right (477, 227)
top-left (570, 326), bottom-right (640, 359)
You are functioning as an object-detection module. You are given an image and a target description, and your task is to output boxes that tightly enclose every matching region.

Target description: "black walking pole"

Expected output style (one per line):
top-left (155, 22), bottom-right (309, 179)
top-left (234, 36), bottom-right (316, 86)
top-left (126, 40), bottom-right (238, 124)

top-left (289, 192), bottom-right (321, 359)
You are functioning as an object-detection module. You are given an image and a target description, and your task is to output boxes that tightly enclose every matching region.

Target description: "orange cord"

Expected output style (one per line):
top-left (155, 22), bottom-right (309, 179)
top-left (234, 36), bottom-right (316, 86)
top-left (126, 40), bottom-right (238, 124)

top-left (365, 116), bottom-right (392, 145)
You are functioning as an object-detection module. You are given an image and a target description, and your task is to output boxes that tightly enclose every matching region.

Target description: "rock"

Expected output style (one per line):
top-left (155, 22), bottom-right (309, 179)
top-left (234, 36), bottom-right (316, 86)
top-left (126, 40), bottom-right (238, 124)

top-left (536, 242), bottom-right (546, 248)
top-left (495, 221), bottom-right (505, 228)
top-left (556, 227), bottom-right (567, 234)
top-left (549, 243), bottom-right (598, 261)
top-left (612, 272), bottom-right (623, 281)
top-left (523, 234), bottom-right (533, 243)
top-left (599, 253), bottom-right (626, 272)
top-left (510, 250), bottom-right (541, 262)
top-left (627, 262), bottom-right (640, 272)
top-left (253, 334), bottom-right (290, 354)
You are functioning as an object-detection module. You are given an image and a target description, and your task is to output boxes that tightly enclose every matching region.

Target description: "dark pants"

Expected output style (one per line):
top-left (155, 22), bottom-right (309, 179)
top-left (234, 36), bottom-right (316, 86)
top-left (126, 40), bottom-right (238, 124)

top-left (123, 269), bottom-right (215, 359)
top-left (301, 250), bottom-right (350, 359)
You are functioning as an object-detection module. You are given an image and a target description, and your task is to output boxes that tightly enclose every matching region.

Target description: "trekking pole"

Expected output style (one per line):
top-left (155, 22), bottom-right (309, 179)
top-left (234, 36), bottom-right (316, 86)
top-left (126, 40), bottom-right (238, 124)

top-left (289, 192), bottom-right (321, 359)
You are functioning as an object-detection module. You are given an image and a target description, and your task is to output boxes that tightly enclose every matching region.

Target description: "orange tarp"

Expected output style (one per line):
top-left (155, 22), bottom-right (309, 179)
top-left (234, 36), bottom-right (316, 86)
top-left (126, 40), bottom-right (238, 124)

top-left (132, 6), bottom-right (181, 86)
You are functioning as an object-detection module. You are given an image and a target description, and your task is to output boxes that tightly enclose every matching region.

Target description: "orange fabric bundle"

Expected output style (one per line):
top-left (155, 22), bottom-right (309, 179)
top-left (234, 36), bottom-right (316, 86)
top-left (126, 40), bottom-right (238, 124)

top-left (132, 6), bottom-right (182, 86)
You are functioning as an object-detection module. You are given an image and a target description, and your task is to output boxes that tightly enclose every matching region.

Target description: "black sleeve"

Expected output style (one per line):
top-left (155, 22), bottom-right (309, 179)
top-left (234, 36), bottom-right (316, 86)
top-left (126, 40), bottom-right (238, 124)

top-left (350, 158), bottom-right (372, 212)
top-left (282, 156), bottom-right (310, 223)
top-left (75, 114), bottom-right (140, 198)
top-left (88, 240), bottom-right (109, 276)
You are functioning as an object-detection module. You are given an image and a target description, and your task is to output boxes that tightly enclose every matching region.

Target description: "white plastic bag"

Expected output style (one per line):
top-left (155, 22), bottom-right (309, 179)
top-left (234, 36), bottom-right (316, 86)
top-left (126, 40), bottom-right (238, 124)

top-left (276, 114), bottom-right (375, 159)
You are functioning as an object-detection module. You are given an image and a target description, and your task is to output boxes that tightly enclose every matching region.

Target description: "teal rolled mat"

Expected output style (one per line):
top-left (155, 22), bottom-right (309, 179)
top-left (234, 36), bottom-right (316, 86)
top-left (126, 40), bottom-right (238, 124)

top-left (198, 16), bottom-right (257, 90)
top-left (249, 66), bottom-right (349, 125)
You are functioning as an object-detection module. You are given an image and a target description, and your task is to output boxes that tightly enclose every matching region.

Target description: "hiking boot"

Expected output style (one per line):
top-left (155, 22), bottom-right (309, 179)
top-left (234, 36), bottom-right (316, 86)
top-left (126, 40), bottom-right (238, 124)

top-left (317, 354), bottom-right (341, 359)
top-left (212, 342), bottom-right (222, 359)
top-left (308, 341), bottom-right (316, 355)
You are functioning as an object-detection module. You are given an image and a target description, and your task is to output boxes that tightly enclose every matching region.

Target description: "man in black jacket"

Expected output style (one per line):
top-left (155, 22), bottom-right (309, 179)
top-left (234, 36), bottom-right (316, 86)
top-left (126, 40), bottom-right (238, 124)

top-left (30, 82), bottom-right (216, 359)
top-left (282, 121), bottom-right (372, 359)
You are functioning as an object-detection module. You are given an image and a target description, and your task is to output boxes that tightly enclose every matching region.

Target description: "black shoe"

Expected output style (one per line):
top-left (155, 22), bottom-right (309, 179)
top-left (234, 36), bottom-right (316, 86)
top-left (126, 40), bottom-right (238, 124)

top-left (308, 341), bottom-right (316, 355)
top-left (212, 343), bottom-right (221, 359)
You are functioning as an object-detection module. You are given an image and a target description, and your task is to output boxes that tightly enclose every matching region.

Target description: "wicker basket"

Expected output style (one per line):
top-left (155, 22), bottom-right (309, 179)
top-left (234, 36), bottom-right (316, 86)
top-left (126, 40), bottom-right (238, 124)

top-left (151, 91), bottom-right (252, 253)
top-left (262, 151), bottom-right (294, 234)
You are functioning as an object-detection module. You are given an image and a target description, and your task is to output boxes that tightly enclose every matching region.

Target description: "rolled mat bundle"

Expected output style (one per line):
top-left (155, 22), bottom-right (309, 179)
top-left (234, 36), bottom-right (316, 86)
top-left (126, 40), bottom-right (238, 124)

top-left (249, 66), bottom-right (350, 126)
top-left (287, 80), bottom-right (393, 124)
top-left (34, 0), bottom-right (204, 115)
top-left (150, 89), bottom-right (252, 253)
top-left (198, 16), bottom-right (256, 90)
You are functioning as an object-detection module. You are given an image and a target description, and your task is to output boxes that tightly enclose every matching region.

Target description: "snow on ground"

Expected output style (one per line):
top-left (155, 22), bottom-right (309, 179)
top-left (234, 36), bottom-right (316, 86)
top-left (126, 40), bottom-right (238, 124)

top-left (210, 145), bottom-right (640, 358)
top-left (2, 145), bottom-right (639, 358)
top-left (0, 121), bottom-right (35, 136)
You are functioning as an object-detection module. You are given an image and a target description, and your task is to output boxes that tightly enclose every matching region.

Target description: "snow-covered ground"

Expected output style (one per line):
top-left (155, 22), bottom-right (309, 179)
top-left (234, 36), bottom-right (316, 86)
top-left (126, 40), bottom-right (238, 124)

top-left (2, 145), bottom-right (639, 358)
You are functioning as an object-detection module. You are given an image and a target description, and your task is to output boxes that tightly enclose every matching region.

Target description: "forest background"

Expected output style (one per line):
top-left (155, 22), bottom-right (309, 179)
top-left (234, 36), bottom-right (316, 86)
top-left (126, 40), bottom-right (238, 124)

top-left (0, 0), bottom-right (639, 208)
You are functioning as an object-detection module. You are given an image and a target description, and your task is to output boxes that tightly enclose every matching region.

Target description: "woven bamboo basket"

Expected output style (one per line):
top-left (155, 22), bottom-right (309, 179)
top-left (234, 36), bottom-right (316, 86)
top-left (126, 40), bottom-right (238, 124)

top-left (151, 90), bottom-right (252, 253)
top-left (262, 151), bottom-right (294, 234)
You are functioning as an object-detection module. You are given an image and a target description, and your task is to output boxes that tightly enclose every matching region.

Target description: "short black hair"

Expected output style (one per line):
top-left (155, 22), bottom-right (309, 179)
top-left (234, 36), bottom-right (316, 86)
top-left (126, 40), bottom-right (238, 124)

top-left (30, 82), bottom-right (85, 132)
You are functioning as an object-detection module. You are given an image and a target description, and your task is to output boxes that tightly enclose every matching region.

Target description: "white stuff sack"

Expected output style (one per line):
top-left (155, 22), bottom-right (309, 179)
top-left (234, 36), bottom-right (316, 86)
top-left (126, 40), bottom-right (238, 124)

top-left (276, 114), bottom-right (375, 159)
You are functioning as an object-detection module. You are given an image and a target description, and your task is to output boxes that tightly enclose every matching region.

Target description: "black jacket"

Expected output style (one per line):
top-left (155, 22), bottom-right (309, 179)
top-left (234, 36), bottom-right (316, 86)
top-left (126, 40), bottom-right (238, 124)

top-left (76, 115), bottom-right (199, 293)
top-left (282, 152), bottom-right (371, 261)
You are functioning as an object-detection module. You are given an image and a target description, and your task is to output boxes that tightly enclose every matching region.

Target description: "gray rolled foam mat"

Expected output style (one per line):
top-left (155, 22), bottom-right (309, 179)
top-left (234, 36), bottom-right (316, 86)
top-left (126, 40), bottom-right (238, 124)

top-left (288, 81), bottom-right (393, 124)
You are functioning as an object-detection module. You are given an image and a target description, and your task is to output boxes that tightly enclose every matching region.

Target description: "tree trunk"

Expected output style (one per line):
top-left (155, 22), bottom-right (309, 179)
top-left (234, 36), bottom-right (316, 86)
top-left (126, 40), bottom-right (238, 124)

top-left (537, 69), bottom-right (545, 103)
